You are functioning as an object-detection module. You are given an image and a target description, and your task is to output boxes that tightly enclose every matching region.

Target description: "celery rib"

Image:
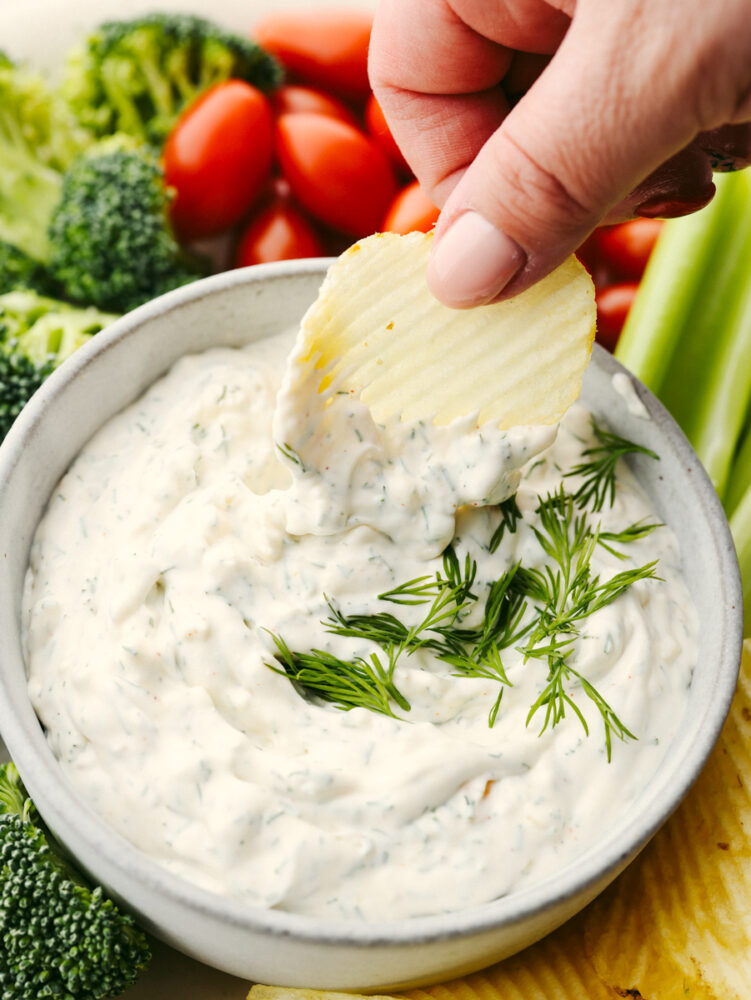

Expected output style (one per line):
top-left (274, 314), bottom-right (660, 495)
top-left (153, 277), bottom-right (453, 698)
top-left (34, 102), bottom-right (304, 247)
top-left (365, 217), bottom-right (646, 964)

top-left (613, 171), bottom-right (751, 636)
top-left (725, 418), bottom-right (751, 518)
top-left (730, 486), bottom-right (751, 638)
top-left (614, 184), bottom-right (732, 394)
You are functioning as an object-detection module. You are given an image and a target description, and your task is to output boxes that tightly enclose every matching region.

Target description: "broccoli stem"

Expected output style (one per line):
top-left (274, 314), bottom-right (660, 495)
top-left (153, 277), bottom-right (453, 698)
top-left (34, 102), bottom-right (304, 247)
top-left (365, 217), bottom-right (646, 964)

top-left (0, 144), bottom-right (61, 261)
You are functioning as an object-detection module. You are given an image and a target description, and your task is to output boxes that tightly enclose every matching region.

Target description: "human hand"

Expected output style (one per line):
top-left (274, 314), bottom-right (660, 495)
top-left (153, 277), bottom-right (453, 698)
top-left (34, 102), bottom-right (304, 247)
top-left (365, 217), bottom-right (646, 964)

top-left (369, 0), bottom-right (751, 307)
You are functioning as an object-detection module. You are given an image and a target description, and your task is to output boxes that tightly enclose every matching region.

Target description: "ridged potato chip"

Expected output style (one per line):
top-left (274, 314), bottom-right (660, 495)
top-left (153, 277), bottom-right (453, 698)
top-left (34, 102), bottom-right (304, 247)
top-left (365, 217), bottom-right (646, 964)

top-left (291, 231), bottom-right (595, 428)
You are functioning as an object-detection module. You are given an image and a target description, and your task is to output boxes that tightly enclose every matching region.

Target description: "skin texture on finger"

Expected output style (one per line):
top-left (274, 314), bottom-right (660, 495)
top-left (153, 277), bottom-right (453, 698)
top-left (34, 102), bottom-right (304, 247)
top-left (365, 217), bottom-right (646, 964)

top-left (449, 0), bottom-right (572, 53)
top-left (371, 0), bottom-right (751, 307)
top-left (369, 0), bottom-right (512, 206)
top-left (370, 0), bottom-right (513, 96)
top-left (425, 2), bottom-right (711, 303)
top-left (370, 0), bottom-right (569, 206)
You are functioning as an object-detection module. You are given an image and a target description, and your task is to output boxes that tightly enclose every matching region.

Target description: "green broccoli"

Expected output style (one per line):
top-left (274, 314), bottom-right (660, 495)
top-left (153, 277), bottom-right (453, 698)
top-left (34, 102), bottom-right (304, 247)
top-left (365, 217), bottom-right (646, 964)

top-left (0, 762), bottom-right (151, 1000)
top-left (0, 50), bottom-right (92, 261)
top-left (63, 13), bottom-right (282, 144)
top-left (0, 349), bottom-right (53, 443)
top-left (0, 289), bottom-right (117, 441)
top-left (48, 142), bottom-right (205, 313)
top-left (0, 240), bottom-right (58, 296)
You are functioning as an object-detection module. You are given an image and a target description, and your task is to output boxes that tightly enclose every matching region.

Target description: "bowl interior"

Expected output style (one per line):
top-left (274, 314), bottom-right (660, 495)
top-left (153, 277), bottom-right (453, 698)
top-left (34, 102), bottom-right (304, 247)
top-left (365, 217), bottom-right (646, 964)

top-left (0, 260), bottom-right (742, 987)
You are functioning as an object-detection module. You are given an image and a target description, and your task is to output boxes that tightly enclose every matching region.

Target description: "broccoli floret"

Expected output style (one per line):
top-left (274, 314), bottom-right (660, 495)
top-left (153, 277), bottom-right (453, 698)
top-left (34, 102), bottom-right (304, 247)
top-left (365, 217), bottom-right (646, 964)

top-left (0, 763), bottom-right (151, 1000)
top-left (48, 143), bottom-right (204, 313)
top-left (0, 289), bottom-right (117, 441)
top-left (0, 240), bottom-right (58, 296)
top-left (63, 13), bottom-right (282, 143)
top-left (0, 349), bottom-right (53, 442)
top-left (0, 52), bottom-right (92, 261)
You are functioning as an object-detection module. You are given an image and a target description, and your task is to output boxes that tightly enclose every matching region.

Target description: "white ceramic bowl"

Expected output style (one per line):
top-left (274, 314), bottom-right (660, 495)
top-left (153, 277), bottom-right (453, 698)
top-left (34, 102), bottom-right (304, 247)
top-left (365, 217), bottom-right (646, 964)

top-left (0, 262), bottom-right (743, 990)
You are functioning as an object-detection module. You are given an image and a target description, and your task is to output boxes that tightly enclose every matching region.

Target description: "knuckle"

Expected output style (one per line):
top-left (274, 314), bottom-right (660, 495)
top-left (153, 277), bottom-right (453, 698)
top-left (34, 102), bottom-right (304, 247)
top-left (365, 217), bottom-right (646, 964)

top-left (479, 129), bottom-right (596, 247)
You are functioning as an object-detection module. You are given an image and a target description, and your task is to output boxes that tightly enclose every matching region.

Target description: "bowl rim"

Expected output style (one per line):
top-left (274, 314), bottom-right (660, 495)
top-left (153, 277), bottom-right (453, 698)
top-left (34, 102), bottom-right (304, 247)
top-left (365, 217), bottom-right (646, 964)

top-left (0, 258), bottom-right (744, 948)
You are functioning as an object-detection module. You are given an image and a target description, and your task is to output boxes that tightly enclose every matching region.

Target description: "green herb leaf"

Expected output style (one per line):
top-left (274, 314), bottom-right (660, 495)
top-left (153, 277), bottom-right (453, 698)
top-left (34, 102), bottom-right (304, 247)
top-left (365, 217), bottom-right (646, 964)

top-left (565, 419), bottom-right (659, 511)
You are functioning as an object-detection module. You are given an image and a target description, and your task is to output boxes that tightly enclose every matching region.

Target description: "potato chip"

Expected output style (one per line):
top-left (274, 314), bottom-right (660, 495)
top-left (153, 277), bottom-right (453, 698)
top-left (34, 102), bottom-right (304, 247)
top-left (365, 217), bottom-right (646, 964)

top-left (291, 231), bottom-right (595, 428)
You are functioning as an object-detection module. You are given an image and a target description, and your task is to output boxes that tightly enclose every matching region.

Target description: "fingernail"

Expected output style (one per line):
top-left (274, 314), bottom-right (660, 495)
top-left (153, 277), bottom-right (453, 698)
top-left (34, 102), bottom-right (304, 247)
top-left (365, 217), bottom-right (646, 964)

top-left (428, 211), bottom-right (525, 307)
top-left (636, 188), bottom-right (715, 219)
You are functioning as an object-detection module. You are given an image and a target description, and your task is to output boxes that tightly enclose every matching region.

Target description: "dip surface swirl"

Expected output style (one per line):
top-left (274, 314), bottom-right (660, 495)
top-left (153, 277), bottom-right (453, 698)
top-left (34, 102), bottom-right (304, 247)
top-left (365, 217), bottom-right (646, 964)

top-left (23, 329), bottom-right (697, 921)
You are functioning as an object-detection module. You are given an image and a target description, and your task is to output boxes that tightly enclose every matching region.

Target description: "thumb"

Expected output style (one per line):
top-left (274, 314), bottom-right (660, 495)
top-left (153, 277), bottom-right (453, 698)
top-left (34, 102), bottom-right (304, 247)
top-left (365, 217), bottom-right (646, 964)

top-left (427, 1), bottom-right (723, 307)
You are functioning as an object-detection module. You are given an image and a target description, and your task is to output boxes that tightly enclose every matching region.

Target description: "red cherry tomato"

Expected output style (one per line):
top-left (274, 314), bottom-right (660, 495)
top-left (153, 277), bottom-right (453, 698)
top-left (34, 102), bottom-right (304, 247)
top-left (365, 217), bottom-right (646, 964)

top-left (164, 80), bottom-right (273, 240)
top-left (596, 282), bottom-right (640, 352)
top-left (273, 85), bottom-right (357, 126)
top-left (254, 11), bottom-right (372, 101)
top-left (365, 94), bottom-right (409, 173)
top-left (595, 219), bottom-right (663, 281)
top-left (235, 198), bottom-right (323, 266)
top-left (275, 113), bottom-right (397, 236)
top-left (382, 181), bottom-right (439, 235)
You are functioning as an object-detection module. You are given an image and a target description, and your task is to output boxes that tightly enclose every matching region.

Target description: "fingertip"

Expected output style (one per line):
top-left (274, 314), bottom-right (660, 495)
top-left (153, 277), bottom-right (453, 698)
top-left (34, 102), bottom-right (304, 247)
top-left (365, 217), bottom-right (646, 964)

top-left (427, 211), bottom-right (526, 308)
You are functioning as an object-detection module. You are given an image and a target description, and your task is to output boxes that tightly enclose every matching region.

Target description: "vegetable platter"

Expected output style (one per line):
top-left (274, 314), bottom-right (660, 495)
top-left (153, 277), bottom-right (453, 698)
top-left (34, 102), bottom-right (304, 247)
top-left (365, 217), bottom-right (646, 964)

top-left (1, 0), bottom-right (750, 998)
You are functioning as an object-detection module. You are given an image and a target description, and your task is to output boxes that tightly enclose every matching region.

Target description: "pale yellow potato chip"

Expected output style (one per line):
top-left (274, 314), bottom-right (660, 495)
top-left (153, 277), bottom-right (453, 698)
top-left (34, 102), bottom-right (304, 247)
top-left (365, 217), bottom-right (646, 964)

top-left (294, 231), bottom-right (595, 428)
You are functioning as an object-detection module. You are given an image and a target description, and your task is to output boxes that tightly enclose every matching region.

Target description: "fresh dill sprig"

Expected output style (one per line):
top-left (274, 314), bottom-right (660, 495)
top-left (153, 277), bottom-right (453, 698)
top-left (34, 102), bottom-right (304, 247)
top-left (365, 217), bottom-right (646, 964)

top-left (265, 426), bottom-right (664, 757)
top-left (519, 491), bottom-right (659, 648)
top-left (597, 519), bottom-right (663, 559)
top-left (435, 563), bottom-right (530, 725)
top-left (525, 645), bottom-right (637, 761)
top-left (565, 419), bottom-right (659, 511)
top-left (518, 490), bottom-right (658, 759)
top-left (325, 546), bottom-right (478, 667)
top-left (377, 545), bottom-right (477, 607)
top-left (265, 632), bottom-right (410, 717)
top-left (488, 494), bottom-right (522, 553)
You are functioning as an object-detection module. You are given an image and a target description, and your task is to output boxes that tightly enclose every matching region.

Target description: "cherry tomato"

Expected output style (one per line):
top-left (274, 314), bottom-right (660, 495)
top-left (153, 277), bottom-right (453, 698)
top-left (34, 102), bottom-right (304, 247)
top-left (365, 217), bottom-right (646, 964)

top-left (254, 11), bottom-right (373, 101)
top-left (365, 94), bottom-right (409, 173)
top-left (576, 231), bottom-right (617, 288)
top-left (275, 113), bottom-right (397, 236)
top-left (235, 197), bottom-right (323, 266)
top-left (273, 85), bottom-right (357, 126)
top-left (382, 181), bottom-right (439, 235)
top-left (595, 219), bottom-right (663, 281)
top-left (164, 80), bottom-right (273, 240)
top-left (596, 282), bottom-right (640, 352)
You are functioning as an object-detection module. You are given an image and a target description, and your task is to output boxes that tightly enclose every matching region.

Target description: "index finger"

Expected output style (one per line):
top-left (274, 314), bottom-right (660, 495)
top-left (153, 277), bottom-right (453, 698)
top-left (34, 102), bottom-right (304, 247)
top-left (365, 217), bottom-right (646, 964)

top-left (368, 0), bottom-right (570, 203)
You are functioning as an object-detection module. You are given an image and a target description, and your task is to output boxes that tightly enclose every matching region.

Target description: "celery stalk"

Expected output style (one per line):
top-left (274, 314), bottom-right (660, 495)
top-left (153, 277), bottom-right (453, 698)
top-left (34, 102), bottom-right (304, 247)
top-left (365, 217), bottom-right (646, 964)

top-left (657, 172), bottom-right (751, 496)
top-left (725, 416), bottom-right (751, 518)
top-left (612, 171), bottom-right (751, 635)
top-left (614, 183), bottom-right (733, 394)
top-left (658, 174), bottom-right (751, 429)
top-left (730, 485), bottom-right (751, 637)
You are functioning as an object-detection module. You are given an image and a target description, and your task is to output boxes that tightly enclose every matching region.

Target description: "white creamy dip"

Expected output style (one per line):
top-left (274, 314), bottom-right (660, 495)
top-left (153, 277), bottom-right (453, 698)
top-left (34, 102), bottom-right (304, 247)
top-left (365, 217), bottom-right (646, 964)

top-left (23, 328), bottom-right (697, 921)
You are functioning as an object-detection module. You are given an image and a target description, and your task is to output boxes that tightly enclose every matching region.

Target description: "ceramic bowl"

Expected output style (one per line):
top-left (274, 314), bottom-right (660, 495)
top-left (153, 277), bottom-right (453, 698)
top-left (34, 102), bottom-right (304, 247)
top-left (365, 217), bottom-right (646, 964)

top-left (0, 261), bottom-right (743, 990)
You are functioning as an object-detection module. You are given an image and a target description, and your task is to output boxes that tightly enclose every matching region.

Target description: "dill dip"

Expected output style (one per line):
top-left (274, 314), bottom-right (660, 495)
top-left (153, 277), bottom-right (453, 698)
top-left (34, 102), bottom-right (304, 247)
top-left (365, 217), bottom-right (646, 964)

top-left (23, 328), bottom-right (697, 921)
